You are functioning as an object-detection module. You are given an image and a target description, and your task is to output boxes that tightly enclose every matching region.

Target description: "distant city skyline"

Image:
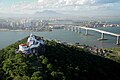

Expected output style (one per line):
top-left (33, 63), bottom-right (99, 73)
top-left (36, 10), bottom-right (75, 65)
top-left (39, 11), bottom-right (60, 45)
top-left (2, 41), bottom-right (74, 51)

top-left (0, 0), bottom-right (120, 16)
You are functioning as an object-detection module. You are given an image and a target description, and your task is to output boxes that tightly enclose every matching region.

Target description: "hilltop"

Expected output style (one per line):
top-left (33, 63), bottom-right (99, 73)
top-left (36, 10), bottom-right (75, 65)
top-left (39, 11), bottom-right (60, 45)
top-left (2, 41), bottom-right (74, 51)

top-left (0, 36), bottom-right (120, 80)
top-left (34, 10), bottom-right (65, 17)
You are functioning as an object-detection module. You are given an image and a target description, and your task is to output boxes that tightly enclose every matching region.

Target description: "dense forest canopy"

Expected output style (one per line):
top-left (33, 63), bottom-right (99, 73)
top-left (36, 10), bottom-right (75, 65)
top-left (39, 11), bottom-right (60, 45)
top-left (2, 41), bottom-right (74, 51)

top-left (0, 36), bottom-right (120, 80)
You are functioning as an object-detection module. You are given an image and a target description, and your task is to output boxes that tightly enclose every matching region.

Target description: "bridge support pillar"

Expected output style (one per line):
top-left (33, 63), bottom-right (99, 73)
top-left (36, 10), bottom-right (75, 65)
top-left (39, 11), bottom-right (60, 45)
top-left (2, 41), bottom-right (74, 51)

top-left (101, 33), bottom-right (104, 39)
top-left (85, 29), bottom-right (88, 35)
top-left (71, 27), bottom-right (73, 31)
top-left (76, 27), bottom-right (78, 32)
top-left (74, 27), bottom-right (76, 32)
top-left (69, 26), bottom-right (71, 31)
top-left (116, 36), bottom-right (119, 45)
top-left (75, 27), bottom-right (77, 32)
top-left (64, 27), bottom-right (66, 30)
top-left (67, 26), bottom-right (69, 31)
top-left (79, 28), bottom-right (81, 33)
top-left (73, 27), bottom-right (75, 32)
top-left (77, 28), bottom-right (80, 33)
top-left (76, 27), bottom-right (79, 33)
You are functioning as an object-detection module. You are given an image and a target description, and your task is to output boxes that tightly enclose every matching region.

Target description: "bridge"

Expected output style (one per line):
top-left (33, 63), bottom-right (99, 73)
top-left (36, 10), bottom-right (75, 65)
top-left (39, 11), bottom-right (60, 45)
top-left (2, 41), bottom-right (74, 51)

top-left (64, 26), bottom-right (120, 45)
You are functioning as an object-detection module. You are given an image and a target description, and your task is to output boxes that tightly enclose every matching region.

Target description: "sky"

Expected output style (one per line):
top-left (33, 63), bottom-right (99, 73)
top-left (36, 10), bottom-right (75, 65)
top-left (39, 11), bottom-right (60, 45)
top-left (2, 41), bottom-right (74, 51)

top-left (0, 0), bottom-right (120, 16)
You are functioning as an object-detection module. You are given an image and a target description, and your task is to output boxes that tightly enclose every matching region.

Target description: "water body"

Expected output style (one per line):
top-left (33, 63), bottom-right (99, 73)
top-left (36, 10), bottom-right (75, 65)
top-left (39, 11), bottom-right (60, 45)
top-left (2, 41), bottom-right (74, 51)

top-left (0, 27), bottom-right (120, 49)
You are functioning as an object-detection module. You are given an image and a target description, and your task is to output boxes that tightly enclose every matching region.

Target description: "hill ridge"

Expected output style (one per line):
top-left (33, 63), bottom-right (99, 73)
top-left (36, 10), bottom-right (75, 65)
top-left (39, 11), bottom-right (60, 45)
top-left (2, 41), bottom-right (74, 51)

top-left (0, 36), bottom-right (120, 80)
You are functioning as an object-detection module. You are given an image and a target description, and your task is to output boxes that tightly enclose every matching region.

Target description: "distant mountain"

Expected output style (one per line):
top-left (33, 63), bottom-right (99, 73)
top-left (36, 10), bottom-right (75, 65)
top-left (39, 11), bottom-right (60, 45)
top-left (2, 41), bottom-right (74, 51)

top-left (34, 10), bottom-right (65, 17)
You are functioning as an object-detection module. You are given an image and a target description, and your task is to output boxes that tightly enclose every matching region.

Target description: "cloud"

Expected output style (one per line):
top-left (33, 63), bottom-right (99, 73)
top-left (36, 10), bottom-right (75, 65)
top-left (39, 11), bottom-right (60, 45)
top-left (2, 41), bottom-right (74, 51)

top-left (38, 0), bottom-right (96, 7)
top-left (15, 0), bottom-right (119, 13)
top-left (95, 0), bottom-right (120, 4)
top-left (36, 0), bottom-right (120, 11)
top-left (86, 3), bottom-right (114, 10)
top-left (37, 0), bottom-right (120, 7)
top-left (1, 0), bottom-right (119, 14)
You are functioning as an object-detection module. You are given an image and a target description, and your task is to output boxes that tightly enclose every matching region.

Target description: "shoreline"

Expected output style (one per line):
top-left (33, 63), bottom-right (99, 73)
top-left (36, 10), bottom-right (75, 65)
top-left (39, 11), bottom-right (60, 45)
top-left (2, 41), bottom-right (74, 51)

top-left (0, 29), bottom-right (52, 32)
top-left (0, 27), bottom-right (120, 50)
top-left (1, 39), bottom-right (120, 50)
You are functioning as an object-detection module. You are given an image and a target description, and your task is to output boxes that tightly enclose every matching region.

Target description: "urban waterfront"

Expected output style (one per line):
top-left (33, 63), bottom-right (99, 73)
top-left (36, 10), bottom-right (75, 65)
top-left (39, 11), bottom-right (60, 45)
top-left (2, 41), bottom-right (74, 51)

top-left (0, 27), bottom-right (120, 49)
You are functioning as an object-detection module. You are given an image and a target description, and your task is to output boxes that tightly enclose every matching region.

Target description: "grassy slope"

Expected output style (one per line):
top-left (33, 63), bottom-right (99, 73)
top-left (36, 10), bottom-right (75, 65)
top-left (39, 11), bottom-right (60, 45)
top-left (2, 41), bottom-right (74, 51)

top-left (105, 47), bottom-right (120, 63)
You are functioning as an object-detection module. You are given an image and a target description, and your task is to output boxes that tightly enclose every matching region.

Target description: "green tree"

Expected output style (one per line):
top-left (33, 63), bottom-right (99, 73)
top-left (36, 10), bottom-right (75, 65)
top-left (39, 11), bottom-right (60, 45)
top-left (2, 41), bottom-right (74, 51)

top-left (51, 71), bottom-right (64, 80)
top-left (41, 57), bottom-right (48, 65)
top-left (3, 56), bottom-right (28, 77)
top-left (31, 71), bottom-right (43, 80)
top-left (47, 63), bottom-right (53, 71)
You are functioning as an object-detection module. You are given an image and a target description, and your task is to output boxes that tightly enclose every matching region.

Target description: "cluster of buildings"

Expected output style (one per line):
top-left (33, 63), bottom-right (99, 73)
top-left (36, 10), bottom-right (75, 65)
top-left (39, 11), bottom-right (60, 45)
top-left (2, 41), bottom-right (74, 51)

top-left (17, 34), bottom-right (45, 55)
top-left (49, 20), bottom-right (120, 29)
top-left (0, 18), bottom-right (120, 32)
top-left (0, 18), bottom-right (50, 31)
top-left (77, 21), bottom-right (120, 28)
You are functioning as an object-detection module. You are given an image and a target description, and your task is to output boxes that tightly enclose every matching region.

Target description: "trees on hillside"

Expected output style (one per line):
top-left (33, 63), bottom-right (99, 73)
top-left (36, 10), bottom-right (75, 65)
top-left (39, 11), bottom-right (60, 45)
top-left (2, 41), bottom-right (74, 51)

top-left (0, 38), bottom-right (120, 80)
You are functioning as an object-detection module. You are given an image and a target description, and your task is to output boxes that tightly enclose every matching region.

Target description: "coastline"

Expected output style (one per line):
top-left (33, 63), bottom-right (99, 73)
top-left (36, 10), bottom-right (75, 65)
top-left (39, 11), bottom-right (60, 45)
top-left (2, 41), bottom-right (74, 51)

top-left (0, 27), bottom-right (120, 49)
top-left (0, 29), bottom-right (52, 32)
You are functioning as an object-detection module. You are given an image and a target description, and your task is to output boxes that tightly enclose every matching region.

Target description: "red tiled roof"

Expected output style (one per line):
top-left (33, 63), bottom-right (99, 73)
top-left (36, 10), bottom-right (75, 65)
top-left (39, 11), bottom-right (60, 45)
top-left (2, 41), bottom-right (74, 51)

top-left (19, 44), bottom-right (28, 46)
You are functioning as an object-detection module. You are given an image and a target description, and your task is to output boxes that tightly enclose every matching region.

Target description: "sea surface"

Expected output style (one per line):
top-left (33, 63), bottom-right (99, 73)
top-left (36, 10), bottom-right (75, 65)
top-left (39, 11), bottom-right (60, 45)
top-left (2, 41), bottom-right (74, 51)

top-left (0, 27), bottom-right (120, 49)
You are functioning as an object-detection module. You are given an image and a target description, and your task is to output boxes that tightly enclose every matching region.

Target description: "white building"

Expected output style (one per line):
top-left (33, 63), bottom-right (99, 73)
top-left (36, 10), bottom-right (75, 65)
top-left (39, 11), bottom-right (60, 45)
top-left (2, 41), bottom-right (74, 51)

top-left (19, 44), bottom-right (29, 52)
top-left (18, 34), bottom-right (44, 54)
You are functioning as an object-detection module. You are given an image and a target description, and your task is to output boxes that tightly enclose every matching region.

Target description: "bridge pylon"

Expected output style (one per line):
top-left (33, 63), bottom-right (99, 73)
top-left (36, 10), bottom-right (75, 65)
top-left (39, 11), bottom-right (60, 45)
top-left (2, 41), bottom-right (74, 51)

top-left (85, 29), bottom-right (88, 35)
top-left (116, 36), bottom-right (119, 45)
top-left (101, 33), bottom-right (104, 39)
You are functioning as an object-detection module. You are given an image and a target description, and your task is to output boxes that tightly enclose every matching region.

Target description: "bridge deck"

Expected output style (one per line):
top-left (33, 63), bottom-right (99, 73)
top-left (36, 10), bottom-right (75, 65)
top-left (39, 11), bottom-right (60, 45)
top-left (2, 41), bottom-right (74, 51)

top-left (78, 27), bottom-right (120, 37)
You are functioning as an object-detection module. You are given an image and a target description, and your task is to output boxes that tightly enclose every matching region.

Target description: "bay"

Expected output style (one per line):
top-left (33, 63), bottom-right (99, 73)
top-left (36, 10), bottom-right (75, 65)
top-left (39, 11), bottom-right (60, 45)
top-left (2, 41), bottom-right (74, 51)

top-left (0, 27), bottom-right (120, 49)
